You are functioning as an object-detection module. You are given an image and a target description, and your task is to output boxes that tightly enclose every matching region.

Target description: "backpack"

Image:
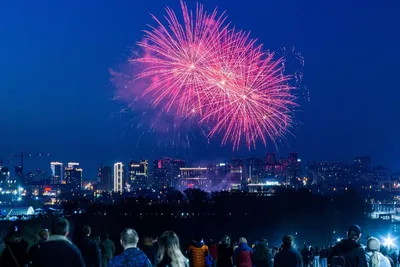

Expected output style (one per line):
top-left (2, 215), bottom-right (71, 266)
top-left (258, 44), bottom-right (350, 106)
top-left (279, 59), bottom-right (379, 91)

top-left (331, 255), bottom-right (346, 267)
top-left (205, 254), bottom-right (213, 266)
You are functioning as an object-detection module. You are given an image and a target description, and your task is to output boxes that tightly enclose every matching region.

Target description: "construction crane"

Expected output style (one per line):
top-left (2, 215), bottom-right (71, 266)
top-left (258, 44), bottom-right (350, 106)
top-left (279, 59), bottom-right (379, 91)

top-left (11, 150), bottom-right (51, 181)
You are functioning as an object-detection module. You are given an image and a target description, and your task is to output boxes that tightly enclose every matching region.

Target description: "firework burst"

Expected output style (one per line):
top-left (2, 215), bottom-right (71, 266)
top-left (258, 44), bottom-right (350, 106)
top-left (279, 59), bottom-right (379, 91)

top-left (119, 1), bottom-right (299, 150)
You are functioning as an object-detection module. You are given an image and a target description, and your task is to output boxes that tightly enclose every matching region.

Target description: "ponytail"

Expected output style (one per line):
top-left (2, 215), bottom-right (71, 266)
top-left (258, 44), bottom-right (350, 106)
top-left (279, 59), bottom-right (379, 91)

top-left (370, 251), bottom-right (380, 267)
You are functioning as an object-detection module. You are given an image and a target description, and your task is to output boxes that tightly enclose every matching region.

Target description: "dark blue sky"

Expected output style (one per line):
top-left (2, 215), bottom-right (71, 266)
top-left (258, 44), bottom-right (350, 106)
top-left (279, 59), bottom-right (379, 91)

top-left (1, 0), bottom-right (399, 179)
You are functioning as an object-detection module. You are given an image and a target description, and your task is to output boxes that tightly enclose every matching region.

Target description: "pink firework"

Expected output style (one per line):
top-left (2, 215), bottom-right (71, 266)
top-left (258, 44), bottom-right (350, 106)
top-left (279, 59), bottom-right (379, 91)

top-left (135, 1), bottom-right (229, 117)
top-left (129, 1), bottom-right (297, 150)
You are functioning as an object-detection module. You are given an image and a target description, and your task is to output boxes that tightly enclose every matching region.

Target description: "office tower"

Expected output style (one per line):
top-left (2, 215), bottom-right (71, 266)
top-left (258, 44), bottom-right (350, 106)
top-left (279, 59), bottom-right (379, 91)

top-left (50, 162), bottom-right (64, 184)
top-left (230, 158), bottom-right (243, 185)
top-left (99, 166), bottom-right (113, 191)
top-left (128, 159), bottom-right (149, 190)
top-left (177, 167), bottom-right (210, 190)
top-left (65, 162), bottom-right (83, 191)
top-left (245, 158), bottom-right (265, 184)
top-left (152, 157), bottom-right (173, 189)
top-left (114, 162), bottom-right (123, 193)
top-left (0, 166), bottom-right (10, 188)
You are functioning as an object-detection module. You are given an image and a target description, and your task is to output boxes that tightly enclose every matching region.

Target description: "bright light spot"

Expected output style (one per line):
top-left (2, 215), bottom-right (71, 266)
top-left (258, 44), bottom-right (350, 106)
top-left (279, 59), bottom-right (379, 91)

top-left (337, 238), bottom-right (341, 242)
top-left (190, 64), bottom-right (195, 69)
top-left (297, 159), bottom-right (301, 162)
top-left (35, 197), bottom-right (38, 200)
top-left (221, 80), bottom-right (225, 85)
top-left (242, 95), bottom-right (247, 99)
top-left (263, 116), bottom-right (267, 119)
top-left (383, 236), bottom-right (395, 247)
top-left (192, 109), bottom-right (195, 113)
top-left (17, 197), bottom-right (22, 201)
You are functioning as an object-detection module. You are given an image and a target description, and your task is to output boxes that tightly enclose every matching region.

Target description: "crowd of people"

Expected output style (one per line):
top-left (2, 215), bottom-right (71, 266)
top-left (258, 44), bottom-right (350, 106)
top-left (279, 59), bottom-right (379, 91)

top-left (0, 219), bottom-right (397, 267)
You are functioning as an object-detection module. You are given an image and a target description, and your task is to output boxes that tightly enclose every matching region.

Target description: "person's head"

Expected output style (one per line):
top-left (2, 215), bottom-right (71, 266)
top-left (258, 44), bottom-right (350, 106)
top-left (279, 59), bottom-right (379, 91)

top-left (104, 233), bottom-right (110, 239)
top-left (81, 225), bottom-right (91, 237)
top-left (143, 236), bottom-right (154, 246)
top-left (347, 225), bottom-right (362, 241)
top-left (221, 235), bottom-right (231, 247)
top-left (238, 237), bottom-right (247, 244)
top-left (194, 236), bottom-right (203, 243)
top-left (51, 218), bottom-right (69, 237)
top-left (157, 231), bottom-right (186, 267)
top-left (282, 235), bottom-right (294, 248)
top-left (367, 237), bottom-right (381, 267)
top-left (367, 237), bottom-right (381, 252)
top-left (120, 228), bottom-right (139, 249)
top-left (38, 229), bottom-right (49, 242)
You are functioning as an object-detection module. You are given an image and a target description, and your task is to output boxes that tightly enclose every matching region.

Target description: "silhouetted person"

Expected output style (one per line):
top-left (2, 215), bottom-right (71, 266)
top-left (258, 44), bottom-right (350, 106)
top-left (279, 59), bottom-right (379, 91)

top-left (217, 235), bottom-right (234, 267)
top-left (274, 235), bottom-right (303, 267)
top-left (253, 239), bottom-right (273, 267)
top-left (365, 237), bottom-right (391, 267)
top-left (101, 233), bottom-right (116, 267)
top-left (30, 218), bottom-right (86, 267)
top-left (28, 228), bottom-right (49, 265)
top-left (234, 237), bottom-right (253, 267)
top-left (0, 226), bottom-right (29, 267)
top-left (109, 228), bottom-right (151, 267)
top-left (142, 236), bottom-right (157, 266)
top-left (188, 236), bottom-right (209, 267)
top-left (301, 245), bottom-right (310, 267)
top-left (328, 224), bottom-right (368, 267)
top-left (75, 225), bottom-right (102, 267)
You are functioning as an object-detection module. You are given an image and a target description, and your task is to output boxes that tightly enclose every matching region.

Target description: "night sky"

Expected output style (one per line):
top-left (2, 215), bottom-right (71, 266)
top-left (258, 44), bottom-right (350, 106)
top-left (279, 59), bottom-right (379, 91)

top-left (1, 0), bottom-right (399, 179)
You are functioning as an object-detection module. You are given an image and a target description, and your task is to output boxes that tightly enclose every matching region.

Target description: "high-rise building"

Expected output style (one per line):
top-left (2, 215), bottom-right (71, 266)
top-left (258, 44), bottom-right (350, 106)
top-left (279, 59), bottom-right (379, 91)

top-left (153, 158), bottom-right (173, 189)
top-left (230, 158), bottom-right (243, 186)
top-left (98, 165), bottom-right (113, 192)
top-left (244, 158), bottom-right (265, 184)
top-left (65, 162), bottom-right (83, 191)
top-left (177, 167), bottom-right (210, 190)
top-left (0, 166), bottom-right (10, 188)
top-left (128, 159), bottom-right (149, 190)
top-left (171, 159), bottom-right (185, 187)
top-left (50, 162), bottom-right (63, 184)
top-left (114, 162), bottom-right (123, 193)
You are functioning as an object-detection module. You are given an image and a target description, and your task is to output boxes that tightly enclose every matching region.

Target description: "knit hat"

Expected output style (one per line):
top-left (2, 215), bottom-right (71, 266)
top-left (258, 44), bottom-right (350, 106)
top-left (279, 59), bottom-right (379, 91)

top-left (367, 237), bottom-right (380, 252)
top-left (347, 224), bottom-right (362, 238)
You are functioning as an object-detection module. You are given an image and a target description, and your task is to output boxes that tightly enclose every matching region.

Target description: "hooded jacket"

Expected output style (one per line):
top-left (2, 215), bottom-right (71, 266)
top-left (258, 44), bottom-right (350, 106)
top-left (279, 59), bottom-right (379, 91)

top-left (234, 243), bottom-right (253, 267)
top-left (30, 235), bottom-right (86, 267)
top-left (329, 239), bottom-right (368, 267)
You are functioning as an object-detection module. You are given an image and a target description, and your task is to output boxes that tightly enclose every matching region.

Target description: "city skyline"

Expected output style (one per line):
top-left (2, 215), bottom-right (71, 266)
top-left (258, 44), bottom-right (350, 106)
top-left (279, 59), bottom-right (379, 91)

top-left (0, 151), bottom-right (395, 182)
top-left (1, 0), bottom-right (399, 178)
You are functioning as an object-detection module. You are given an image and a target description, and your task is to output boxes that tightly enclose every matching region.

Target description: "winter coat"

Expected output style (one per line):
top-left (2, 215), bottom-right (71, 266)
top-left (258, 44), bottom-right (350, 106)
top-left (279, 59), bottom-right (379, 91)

top-left (234, 243), bottom-right (253, 267)
top-left (75, 236), bottom-right (102, 267)
top-left (109, 247), bottom-right (152, 267)
top-left (101, 238), bottom-right (116, 258)
top-left (217, 244), bottom-right (234, 267)
top-left (0, 239), bottom-right (29, 267)
top-left (365, 251), bottom-right (391, 267)
top-left (274, 246), bottom-right (303, 267)
top-left (253, 243), bottom-right (273, 267)
top-left (329, 238), bottom-right (368, 267)
top-left (188, 242), bottom-right (209, 267)
top-left (30, 235), bottom-right (86, 267)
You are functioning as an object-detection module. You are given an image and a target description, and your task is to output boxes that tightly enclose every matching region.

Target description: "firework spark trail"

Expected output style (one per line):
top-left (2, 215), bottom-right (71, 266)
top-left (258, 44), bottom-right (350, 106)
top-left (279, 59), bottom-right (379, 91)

top-left (135, 1), bottom-right (230, 117)
top-left (120, 1), bottom-right (299, 150)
